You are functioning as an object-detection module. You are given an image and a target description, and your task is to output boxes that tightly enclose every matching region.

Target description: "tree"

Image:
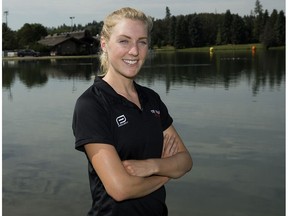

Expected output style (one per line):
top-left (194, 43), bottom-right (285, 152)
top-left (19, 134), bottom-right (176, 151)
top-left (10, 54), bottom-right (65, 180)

top-left (165, 6), bottom-right (171, 20)
top-left (254, 0), bottom-right (263, 15)
top-left (242, 15), bottom-right (254, 43)
top-left (168, 16), bottom-right (177, 46)
top-left (252, 0), bottom-right (265, 42)
top-left (275, 10), bottom-right (285, 45)
top-left (151, 19), bottom-right (166, 48)
top-left (200, 13), bottom-right (222, 45)
top-left (216, 26), bottom-right (222, 45)
top-left (163, 6), bottom-right (171, 45)
top-left (262, 10), bottom-right (278, 47)
top-left (174, 15), bottom-right (188, 48)
top-left (188, 15), bottom-right (204, 47)
top-left (47, 24), bottom-right (70, 34)
top-left (17, 23), bottom-right (48, 48)
top-left (85, 20), bottom-right (103, 36)
top-left (230, 15), bottom-right (246, 44)
top-left (2, 23), bottom-right (18, 50)
top-left (222, 10), bottom-right (232, 44)
top-left (150, 7), bottom-right (285, 48)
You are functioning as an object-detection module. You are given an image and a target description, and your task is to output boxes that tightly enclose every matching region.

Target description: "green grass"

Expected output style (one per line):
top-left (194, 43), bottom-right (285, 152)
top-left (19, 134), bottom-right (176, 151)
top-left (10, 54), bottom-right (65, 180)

top-left (154, 43), bottom-right (283, 52)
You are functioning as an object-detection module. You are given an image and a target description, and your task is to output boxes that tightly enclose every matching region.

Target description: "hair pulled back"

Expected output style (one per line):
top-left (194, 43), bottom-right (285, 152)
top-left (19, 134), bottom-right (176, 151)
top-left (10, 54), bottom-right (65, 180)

top-left (99, 7), bottom-right (153, 75)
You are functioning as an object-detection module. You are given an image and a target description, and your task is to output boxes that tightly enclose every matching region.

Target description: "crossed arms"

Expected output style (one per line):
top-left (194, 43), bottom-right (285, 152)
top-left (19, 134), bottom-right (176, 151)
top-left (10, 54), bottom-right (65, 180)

top-left (84, 125), bottom-right (193, 202)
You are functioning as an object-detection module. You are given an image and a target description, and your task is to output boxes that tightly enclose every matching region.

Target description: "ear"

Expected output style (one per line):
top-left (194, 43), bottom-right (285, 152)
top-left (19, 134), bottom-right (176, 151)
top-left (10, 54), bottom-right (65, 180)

top-left (100, 36), bottom-right (107, 52)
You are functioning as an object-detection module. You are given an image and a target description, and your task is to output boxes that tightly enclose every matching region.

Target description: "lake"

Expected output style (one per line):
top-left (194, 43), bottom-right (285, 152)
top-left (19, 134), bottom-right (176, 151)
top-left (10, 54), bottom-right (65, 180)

top-left (2, 50), bottom-right (285, 216)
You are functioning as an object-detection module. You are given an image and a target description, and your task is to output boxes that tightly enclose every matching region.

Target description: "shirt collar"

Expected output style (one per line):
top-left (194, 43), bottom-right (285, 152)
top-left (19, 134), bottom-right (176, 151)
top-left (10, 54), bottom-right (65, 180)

top-left (94, 76), bottom-right (148, 107)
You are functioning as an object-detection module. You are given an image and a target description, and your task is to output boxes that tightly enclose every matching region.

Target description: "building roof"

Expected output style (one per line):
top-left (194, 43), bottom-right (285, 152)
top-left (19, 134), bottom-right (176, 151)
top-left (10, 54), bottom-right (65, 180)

top-left (38, 30), bottom-right (97, 47)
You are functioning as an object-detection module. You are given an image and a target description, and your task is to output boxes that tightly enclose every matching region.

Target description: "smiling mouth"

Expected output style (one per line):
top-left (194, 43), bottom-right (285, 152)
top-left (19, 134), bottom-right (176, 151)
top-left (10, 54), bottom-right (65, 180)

top-left (123, 59), bottom-right (138, 65)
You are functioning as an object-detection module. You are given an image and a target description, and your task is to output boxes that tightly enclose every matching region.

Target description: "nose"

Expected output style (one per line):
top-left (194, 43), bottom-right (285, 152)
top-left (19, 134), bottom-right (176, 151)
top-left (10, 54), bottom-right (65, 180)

top-left (128, 43), bottom-right (139, 56)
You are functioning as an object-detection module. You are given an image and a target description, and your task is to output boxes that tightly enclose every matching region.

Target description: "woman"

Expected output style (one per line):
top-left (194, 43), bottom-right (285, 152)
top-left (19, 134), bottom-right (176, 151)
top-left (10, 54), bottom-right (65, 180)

top-left (72, 7), bottom-right (192, 216)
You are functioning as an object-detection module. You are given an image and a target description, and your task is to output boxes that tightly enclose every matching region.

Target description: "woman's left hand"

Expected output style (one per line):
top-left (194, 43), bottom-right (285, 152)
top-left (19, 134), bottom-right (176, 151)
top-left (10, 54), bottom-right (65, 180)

top-left (161, 134), bottom-right (179, 158)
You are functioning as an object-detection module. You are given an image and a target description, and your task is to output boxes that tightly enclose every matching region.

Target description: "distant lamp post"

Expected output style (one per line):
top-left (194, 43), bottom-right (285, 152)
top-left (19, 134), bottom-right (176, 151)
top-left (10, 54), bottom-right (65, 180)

top-left (4, 10), bottom-right (8, 26)
top-left (70, 16), bottom-right (75, 32)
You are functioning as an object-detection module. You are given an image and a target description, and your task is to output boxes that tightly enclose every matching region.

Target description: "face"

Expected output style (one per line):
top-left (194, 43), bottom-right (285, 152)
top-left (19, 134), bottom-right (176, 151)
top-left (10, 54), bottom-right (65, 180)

top-left (101, 18), bottom-right (149, 79)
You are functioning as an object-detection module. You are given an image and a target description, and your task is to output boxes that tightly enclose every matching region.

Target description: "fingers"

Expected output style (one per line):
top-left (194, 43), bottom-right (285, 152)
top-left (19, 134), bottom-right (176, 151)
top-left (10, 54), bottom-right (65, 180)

top-left (168, 137), bottom-right (178, 155)
top-left (162, 135), bottom-right (169, 155)
top-left (122, 160), bottom-right (153, 177)
top-left (162, 134), bottom-right (179, 158)
top-left (122, 160), bottom-right (136, 176)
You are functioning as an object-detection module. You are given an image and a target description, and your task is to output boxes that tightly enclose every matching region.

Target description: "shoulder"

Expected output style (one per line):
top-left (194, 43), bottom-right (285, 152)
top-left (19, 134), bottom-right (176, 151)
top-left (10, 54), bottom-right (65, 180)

top-left (74, 81), bottom-right (109, 115)
top-left (75, 84), bottom-right (98, 107)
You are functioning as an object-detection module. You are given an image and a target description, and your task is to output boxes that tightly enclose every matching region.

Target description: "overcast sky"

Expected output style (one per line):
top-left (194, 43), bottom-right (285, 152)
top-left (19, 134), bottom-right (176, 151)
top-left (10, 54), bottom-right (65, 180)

top-left (2, 0), bottom-right (286, 31)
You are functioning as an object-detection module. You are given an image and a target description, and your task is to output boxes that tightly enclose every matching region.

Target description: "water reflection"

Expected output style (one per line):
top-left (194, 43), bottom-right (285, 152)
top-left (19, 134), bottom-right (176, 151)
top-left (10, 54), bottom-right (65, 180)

top-left (2, 50), bottom-right (285, 216)
top-left (3, 50), bottom-right (285, 96)
top-left (2, 58), bottom-right (99, 89)
top-left (140, 50), bottom-right (285, 95)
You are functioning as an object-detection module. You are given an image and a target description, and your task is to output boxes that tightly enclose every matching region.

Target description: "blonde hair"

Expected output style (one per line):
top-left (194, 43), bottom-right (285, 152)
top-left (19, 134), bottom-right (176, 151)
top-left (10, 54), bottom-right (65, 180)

top-left (99, 7), bottom-right (153, 75)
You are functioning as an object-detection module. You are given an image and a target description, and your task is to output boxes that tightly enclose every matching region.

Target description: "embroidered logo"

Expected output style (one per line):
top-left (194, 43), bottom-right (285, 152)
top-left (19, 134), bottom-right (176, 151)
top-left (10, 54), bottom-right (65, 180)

top-left (116, 115), bottom-right (128, 127)
top-left (150, 109), bottom-right (161, 118)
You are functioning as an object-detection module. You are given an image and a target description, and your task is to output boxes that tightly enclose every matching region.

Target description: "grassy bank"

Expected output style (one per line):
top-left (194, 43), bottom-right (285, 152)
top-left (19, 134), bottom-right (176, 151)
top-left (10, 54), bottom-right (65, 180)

top-left (155, 44), bottom-right (285, 52)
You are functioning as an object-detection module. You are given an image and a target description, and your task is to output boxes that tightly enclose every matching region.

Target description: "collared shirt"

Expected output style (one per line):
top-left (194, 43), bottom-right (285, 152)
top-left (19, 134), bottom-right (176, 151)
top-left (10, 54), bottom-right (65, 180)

top-left (72, 77), bottom-right (173, 216)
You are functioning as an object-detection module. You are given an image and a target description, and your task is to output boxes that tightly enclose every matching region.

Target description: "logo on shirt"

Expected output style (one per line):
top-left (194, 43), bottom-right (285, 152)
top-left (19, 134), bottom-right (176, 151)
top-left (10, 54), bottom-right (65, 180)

top-left (116, 115), bottom-right (128, 127)
top-left (150, 109), bottom-right (161, 118)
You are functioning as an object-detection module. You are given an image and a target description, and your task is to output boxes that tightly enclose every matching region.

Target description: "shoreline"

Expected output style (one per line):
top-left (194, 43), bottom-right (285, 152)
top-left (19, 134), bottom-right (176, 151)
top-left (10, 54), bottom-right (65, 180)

top-left (2, 44), bottom-right (285, 61)
top-left (155, 44), bottom-right (285, 52)
top-left (2, 55), bottom-right (99, 61)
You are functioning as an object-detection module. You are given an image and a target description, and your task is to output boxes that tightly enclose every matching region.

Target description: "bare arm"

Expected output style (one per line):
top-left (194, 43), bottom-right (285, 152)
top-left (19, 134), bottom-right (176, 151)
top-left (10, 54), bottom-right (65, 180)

top-left (123, 125), bottom-right (193, 179)
top-left (84, 143), bottom-right (169, 202)
top-left (153, 125), bottom-right (193, 178)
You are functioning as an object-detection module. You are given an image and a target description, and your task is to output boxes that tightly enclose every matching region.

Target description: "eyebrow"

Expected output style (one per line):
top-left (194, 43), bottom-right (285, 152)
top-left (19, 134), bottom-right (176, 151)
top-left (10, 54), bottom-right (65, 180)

top-left (118, 35), bottom-right (148, 40)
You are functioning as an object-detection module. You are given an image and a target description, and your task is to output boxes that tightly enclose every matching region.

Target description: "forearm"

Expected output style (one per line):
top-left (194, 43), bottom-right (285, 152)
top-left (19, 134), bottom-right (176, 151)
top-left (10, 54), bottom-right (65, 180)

top-left (85, 144), bottom-right (169, 202)
top-left (120, 175), bottom-right (169, 200)
top-left (149, 151), bottom-right (193, 179)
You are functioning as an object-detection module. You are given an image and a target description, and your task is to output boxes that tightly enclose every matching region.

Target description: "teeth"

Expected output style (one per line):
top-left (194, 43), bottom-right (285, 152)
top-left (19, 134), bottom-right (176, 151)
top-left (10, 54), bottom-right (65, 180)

top-left (124, 59), bottom-right (138, 65)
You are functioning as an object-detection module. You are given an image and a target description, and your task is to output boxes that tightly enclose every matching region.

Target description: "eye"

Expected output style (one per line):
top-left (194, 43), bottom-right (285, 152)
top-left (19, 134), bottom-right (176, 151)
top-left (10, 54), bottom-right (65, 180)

top-left (119, 40), bottom-right (129, 44)
top-left (139, 40), bottom-right (148, 46)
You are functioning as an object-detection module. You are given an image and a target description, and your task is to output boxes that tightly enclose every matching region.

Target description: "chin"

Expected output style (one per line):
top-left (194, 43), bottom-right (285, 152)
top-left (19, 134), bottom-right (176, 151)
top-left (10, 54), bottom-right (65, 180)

top-left (122, 70), bottom-right (140, 79)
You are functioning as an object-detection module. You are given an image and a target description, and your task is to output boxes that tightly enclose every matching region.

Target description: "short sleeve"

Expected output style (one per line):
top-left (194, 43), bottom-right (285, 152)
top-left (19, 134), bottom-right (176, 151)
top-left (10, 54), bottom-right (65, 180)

top-left (159, 96), bottom-right (173, 131)
top-left (72, 86), bottom-right (114, 152)
top-left (138, 84), bottom-right (173, 131)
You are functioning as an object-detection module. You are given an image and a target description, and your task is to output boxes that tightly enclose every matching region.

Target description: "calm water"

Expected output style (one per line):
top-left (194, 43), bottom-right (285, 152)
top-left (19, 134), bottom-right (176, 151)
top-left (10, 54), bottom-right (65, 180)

top-left (2, 50), bottom-right (285, 216)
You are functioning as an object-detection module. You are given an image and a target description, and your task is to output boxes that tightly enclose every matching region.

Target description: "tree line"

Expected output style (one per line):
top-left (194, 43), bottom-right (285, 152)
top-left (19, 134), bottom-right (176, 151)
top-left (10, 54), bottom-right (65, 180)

top-left (152, 2), bottom-right (285, 49)
top-left (2, 0), bottom-right (285, 51)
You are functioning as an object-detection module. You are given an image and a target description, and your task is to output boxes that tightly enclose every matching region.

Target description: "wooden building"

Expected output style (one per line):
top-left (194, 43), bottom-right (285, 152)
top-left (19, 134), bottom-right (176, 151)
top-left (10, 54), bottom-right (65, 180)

top-left (38, 30), bottom-right (99, 56)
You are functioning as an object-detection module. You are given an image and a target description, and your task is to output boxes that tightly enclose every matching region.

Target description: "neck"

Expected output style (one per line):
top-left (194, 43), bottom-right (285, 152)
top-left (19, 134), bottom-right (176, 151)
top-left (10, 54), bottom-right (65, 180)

top-left (103, 72), bottom-right (136, 95)
top-left (103, 71), bottom-right (141, 109)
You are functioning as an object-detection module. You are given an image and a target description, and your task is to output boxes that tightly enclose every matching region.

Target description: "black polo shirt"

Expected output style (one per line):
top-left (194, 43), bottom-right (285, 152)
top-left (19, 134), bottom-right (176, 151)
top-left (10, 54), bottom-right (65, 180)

top-left (72, 77), bottom-right (173, 216)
